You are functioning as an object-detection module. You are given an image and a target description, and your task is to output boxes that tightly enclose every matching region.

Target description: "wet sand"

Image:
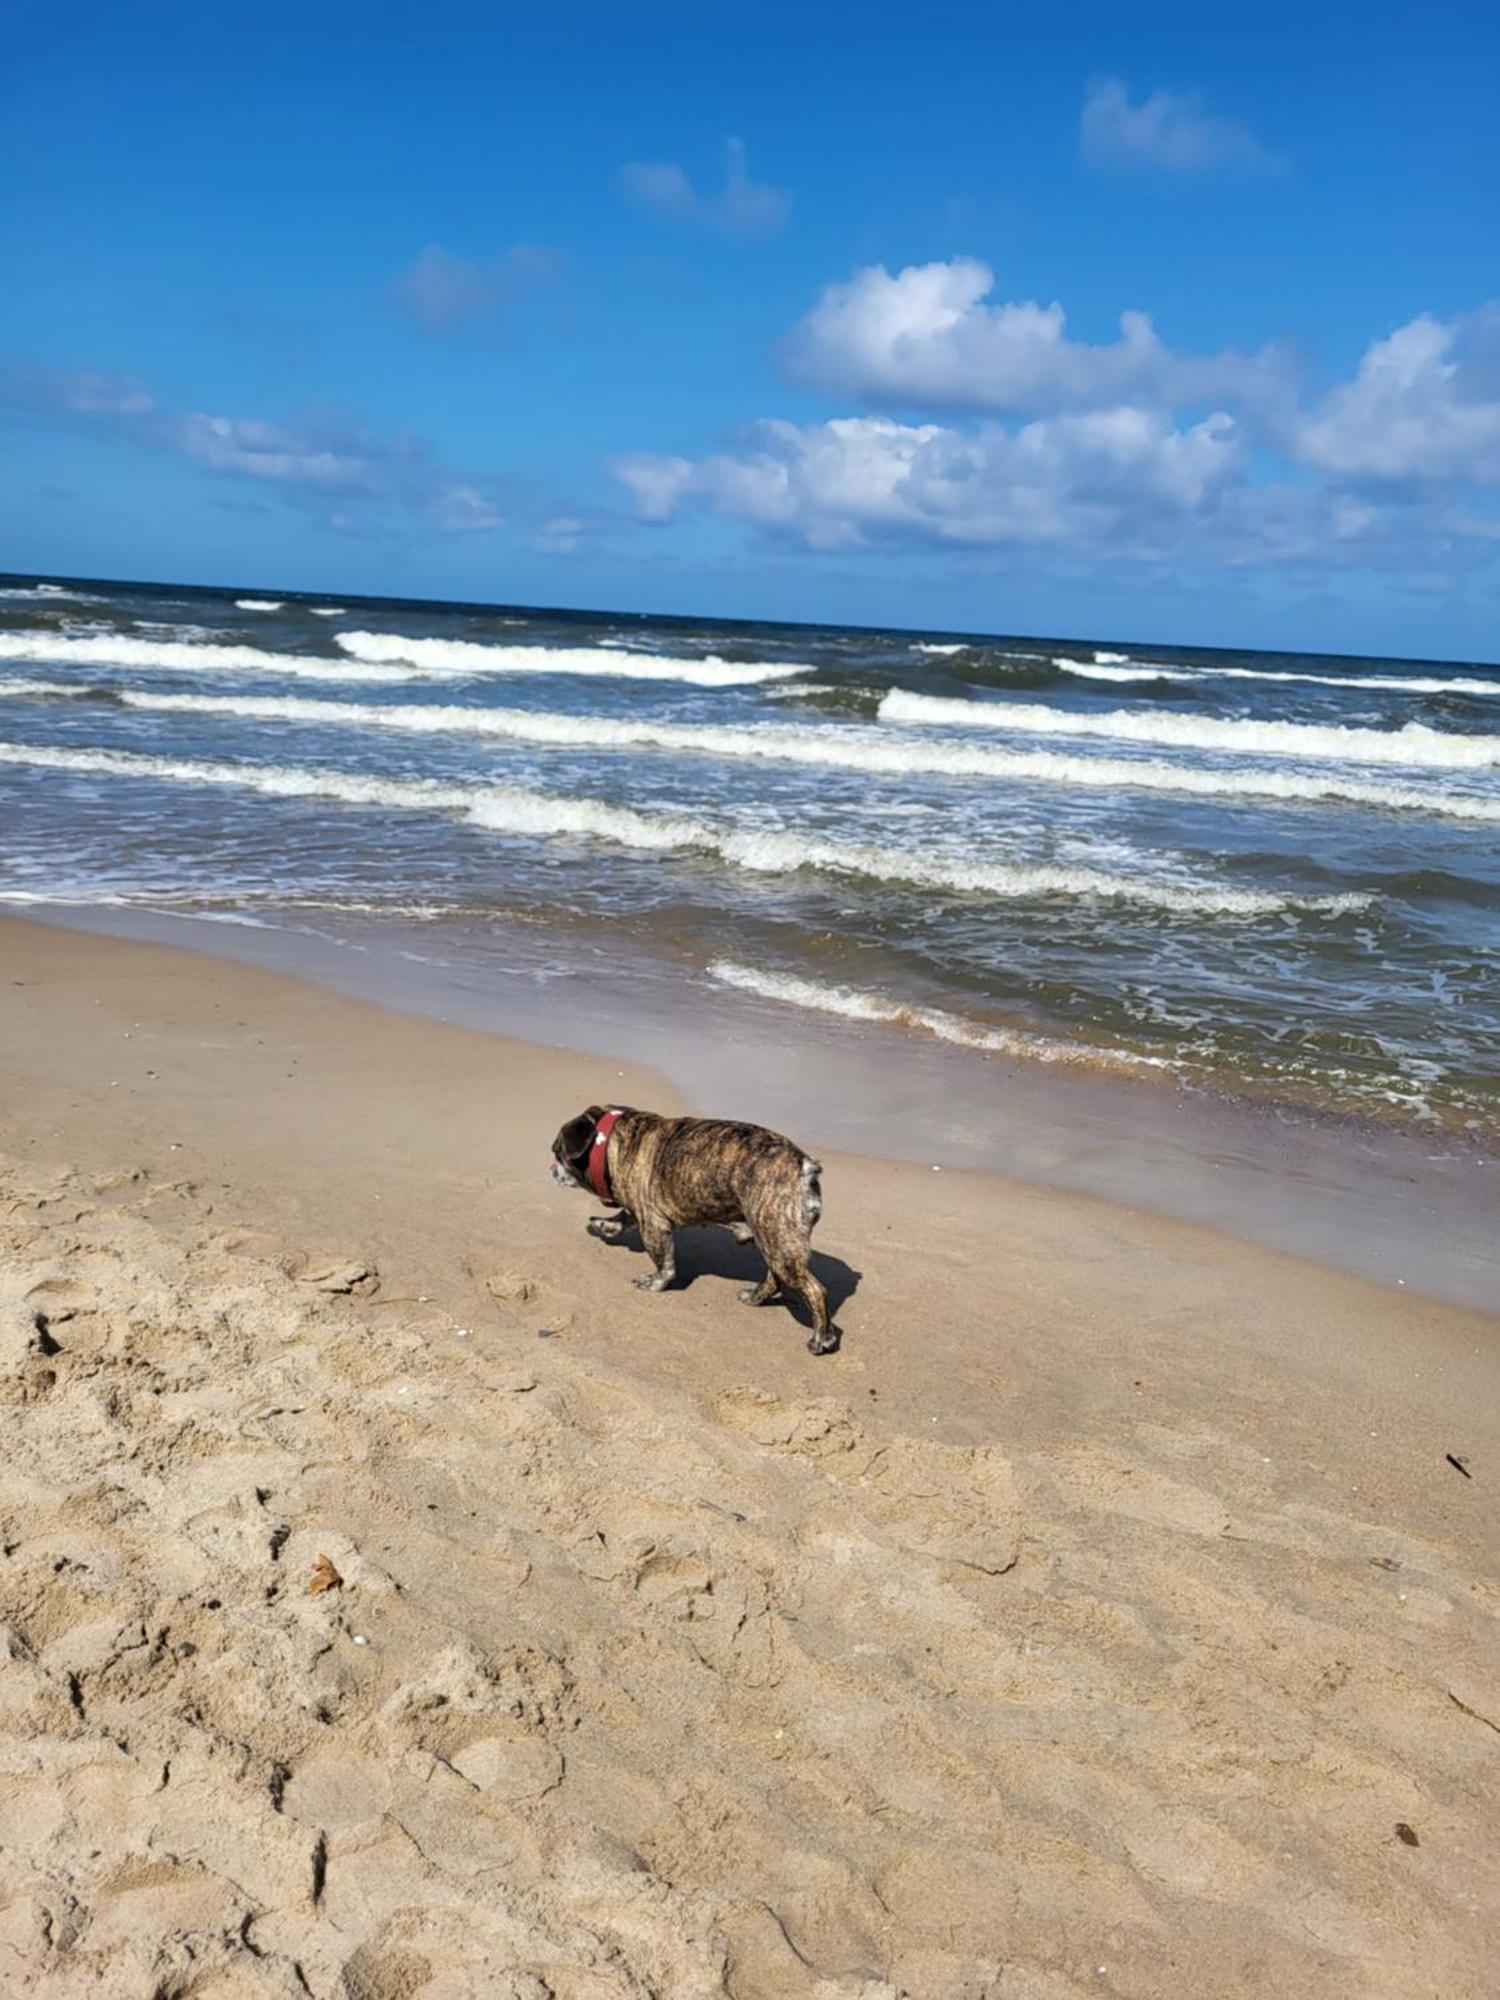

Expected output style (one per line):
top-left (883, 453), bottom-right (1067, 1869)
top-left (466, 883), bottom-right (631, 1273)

top-left (1, 914), bottom-right (1497, 1997)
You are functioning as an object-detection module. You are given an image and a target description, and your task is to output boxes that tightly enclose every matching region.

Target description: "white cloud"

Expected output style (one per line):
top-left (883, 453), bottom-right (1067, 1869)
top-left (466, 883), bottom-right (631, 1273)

top-left (392, 242), bottom-right (564, 336)
top-left (1080, 76), bottom-right (1281, 177)
top-left (175, 412), bottom-right (385, 491)
top-left (614, 407), bottom-right (1245, 556)
top-left (535, 515), bottom-right (588, 554)
top-left (620, 137), bottom-right (791, 236)
top-left (1, 367), bottom-right (157, 420)
top-left (609, 454), bottom-right (696, 523)
top-left (432, 484), bottom-right (506, 533)
top-left (4, 366), bottom-right (507, 534)
top-left (612, 261), bottom-right (1500, 580)
top-left (1292, 308), bottom-right (1500, 486)
top-left (782, 259), bottom-right (1288, 415)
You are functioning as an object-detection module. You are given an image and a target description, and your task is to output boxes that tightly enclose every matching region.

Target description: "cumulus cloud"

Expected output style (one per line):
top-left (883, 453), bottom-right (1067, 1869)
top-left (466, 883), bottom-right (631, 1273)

top-left (1080, 76), bottom-right (1282, 177)
top-left (615, 407), bottom-right (1244, 555)
top-left (620, 138), bottom-right (791, 236)
top-left (2, 366), bottom-right (506, 534)
top-left (1292, 308), bottom-right (1500, 486)
top-left (613, 261), bottom-right (1500, 579)
top-left (391, 242), bottom-right (565, 336)
top-left (783, 258), bottom-right (1288, 415)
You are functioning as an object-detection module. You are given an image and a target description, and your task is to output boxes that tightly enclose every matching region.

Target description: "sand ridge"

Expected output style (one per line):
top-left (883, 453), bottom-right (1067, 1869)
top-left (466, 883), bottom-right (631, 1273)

top-left (2, 1143), bottom-right (1497, 1999)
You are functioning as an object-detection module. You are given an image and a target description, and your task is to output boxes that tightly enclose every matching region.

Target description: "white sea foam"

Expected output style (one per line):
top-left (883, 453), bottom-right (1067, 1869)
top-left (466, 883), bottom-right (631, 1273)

top-left (310, 607), bottom-right (346, 617)
top-left (1056, 657), bottom-right (1500, 697)
top-left (1059, 659), bottom-right (1187, 683)
top-left (880, 688), bottom-right (1500, 771)
top-left (913, 642), bottom-right (967, 655)
top-left (0, 583), bottom-right (103, 602)
top-left (0, 631), bottom-right (455, 684)
top-left (235, 598), bottom-right (284, 611)
top-left (707, 959), bottom-right (1174, 1072)
top-left (0, 739), bottom-right (1366, 917)
top-left (31, 685), bottom-right (1500, 823)
top-left (336, 629), bottom-right (813, 687)
top-left (0, 677), bottom-right (92, 700)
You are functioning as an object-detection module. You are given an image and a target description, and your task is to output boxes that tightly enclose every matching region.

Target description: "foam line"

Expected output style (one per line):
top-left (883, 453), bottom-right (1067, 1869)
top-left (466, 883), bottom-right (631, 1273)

top-left (336, 629), bottom-right (813, 687)
top-left (880, 689), bottom-right (1500, 771)
top-left (47, 683), bottom-right (1500, 822)
top-left (0, 739), bottom-right (1368, 918)
top-left (708, 959), bottom-right (1174, 1072)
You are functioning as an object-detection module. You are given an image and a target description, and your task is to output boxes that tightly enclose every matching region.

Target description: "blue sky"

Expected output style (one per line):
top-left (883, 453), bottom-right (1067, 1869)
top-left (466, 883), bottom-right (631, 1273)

top-left (3, 0), bottom-right (1498, 657)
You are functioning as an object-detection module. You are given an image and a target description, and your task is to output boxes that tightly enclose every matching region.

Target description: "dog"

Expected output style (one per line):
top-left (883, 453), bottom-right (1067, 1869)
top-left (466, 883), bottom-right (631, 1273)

top-left (550, 1104), bottom-right (836, 1354)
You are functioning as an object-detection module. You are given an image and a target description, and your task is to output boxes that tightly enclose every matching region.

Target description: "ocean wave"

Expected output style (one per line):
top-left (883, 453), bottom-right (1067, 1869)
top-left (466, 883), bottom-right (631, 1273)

top-left (0, 583), bottom-right (103, 603)
top-left (912, 642), bottom-right (967, 655)
top-left (0, 677), bottom-right (101, 701)
top-left (880, 689), bottom-right (1500, 771)
top-left (707, 960), bottom-right (1174, 1072)
top-left (0, 631), bottom-right (454, 684)
top-left (336, 630), bottom-right (813, 687)
top-left (235, 598), bottom-right (284, 611)
top-left (310, 607), bottom-right (346, 617)
top-left (1058, 659), bottom-right (1188, 683)
top-left (31, 685), bottom-right (1500, 823)
top-left (0, 739), bottom-right (1366, 917)
top-left (1054, 657), bottom-right (1500, 698)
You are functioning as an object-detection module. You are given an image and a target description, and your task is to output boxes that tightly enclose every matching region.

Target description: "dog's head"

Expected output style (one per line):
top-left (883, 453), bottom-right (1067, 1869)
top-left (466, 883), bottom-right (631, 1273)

top-left (550, 1106), bottom-right (605, 1190)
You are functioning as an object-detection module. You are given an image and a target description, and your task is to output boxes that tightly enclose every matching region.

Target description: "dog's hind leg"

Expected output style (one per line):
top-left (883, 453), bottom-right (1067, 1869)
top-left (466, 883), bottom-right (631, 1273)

top-left (633, 1213), bottom-right (678, 1292)
top-left (738, 1261), bottom-right (781, 1306)
top-left (788, 1258), bottom-right (835, 1354)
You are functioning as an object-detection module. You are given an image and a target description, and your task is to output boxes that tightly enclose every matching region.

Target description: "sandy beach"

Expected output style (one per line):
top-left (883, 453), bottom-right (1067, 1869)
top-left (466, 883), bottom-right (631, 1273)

top-left (1, 912), bottom-right (1497, 1998)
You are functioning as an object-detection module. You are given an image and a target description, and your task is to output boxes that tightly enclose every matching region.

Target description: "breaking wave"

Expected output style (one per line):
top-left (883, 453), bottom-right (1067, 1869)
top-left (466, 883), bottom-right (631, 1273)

top-left (880, 689), bottom-right (1500, 771)
top-left (706, 960), bottom-right (1174, 1072)
top-left (0, 631), bottom-right (455, 684)
top-left (1055, 657), bottom-right (1500, 698)
top-left (234, 598), bottom-right (283, 611)
top-left (18, 684), bottom-right (1499, 823)
top-left (0, 740), bottom-right (1368, 918)
top-left (336, 630), bottom-right (813, 687)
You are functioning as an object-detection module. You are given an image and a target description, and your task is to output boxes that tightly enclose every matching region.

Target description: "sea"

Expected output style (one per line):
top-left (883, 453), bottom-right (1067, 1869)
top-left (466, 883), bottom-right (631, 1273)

top-left (2, 573), bottom-right (1496, 1305)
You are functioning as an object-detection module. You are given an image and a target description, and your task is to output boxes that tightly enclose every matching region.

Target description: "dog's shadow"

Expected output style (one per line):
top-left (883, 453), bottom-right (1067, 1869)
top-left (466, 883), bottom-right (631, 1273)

top-left (588, 1217), bottom-right (861, 1339)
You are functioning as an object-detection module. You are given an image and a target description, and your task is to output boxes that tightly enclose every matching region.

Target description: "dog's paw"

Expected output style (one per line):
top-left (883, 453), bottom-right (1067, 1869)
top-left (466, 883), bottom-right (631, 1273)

top-left (738, 1283), bottom-right (776, 1306)
top-left (632, 1274), bottom-right (670, 1292)
top-left (806, 1330), bottom-right (841, 1356)
top-left (587, 1216), bottom-right (624, 1243)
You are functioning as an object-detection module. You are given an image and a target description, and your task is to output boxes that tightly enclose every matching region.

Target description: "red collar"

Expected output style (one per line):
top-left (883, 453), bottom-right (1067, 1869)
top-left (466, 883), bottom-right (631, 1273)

top-left (587, 1108), bottom-right (622, 1205)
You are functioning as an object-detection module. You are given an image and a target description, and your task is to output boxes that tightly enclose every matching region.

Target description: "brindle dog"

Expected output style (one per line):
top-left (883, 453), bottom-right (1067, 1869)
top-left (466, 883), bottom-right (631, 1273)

top-left (550, 1105), bottom-right (836, 1354)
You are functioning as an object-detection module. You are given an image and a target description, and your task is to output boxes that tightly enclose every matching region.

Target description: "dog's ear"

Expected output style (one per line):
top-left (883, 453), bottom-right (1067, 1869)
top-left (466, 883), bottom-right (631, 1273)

top-left (557, 1111), bottom-right (599, 1163)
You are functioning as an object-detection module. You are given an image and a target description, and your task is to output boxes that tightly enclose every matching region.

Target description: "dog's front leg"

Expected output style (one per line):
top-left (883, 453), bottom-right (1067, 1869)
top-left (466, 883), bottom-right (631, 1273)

top-left (588, 1210), bottom-right (632, 1242)
top-left (633, 1213), bottom-right (677, 1291)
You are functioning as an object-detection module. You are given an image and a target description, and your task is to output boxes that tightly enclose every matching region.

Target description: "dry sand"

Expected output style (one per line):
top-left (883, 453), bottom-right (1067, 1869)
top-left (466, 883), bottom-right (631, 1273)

top-left (0, 914), bottom-right (1496, 1998)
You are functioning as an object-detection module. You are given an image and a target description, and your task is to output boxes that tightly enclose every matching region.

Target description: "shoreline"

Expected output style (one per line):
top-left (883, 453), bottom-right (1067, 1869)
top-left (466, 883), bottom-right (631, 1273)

top-left (2, 906), bottom-right (1497, 1413)
top-left (1, 911), bottom-right (1497, 1995)
top-left (10, 899), bottom-right (1498, 1318)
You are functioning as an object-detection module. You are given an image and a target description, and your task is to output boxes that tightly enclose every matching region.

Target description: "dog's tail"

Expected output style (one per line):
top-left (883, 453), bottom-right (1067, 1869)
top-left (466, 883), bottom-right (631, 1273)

top-left (800, 1154), bottom-right (823, 1227)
